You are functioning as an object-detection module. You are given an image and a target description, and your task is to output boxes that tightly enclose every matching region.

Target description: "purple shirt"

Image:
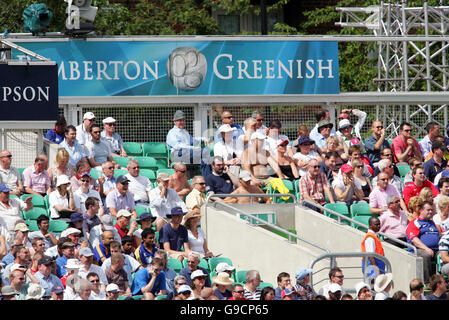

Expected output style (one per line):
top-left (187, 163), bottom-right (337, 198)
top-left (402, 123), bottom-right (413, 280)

top-left (105, 188), bottom-right (135, 214)
top-left (22, 166), bottom-right (50, 194)
top-left (379, 209), bottom-right (408, 239)
top-left (369, 184), bottom-right (401, 213)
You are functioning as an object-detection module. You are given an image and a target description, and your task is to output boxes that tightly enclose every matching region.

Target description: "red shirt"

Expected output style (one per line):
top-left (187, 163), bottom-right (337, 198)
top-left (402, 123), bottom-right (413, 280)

top-left (403, 180), bottom-right (439, 206)
top-left (391, 135), bottom-right (421, 163)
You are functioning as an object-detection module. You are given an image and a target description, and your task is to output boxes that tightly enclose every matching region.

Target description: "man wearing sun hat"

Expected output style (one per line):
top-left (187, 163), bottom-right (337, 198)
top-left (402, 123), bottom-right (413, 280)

top-left (76, 111), bottom-right (96, 146)
top-left (212, 272), bottom-right (234, 300)
top-left (374, 272), bottom-right (393, 300)
top-left (158, 206), bottom-right (189, 260)
top-left (101, 116), bottom-right (127, 158)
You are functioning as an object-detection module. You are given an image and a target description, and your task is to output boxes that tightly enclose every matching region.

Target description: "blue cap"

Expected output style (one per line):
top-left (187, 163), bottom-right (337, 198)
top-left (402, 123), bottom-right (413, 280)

top-left (295, 268), bottom-right (313, 280)
top-left (70, 212), bottom-right (84, 223)
top-left (138, 212), bottom-right (156, 222)
top-left (116, 175), bottom-right (130, 184)
top-left (298, 136), bottom-right (314, 146)
top-left (0, 184), bottom-right (11, 192)
top-left (167, 206), bottom-right (185, 217)
top-left (281, 288), bottom-right (296, 299)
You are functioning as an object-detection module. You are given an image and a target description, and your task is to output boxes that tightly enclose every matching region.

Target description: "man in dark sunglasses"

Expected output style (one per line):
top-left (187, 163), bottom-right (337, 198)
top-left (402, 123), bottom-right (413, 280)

top-left (214, 110), bottom-right (244, 144)
top-left (391, 122), bottom-right (422, 164)
top-left (0, 149), bottom-right (22, 196)
top-left (365, 120), bottom-right (390, 166)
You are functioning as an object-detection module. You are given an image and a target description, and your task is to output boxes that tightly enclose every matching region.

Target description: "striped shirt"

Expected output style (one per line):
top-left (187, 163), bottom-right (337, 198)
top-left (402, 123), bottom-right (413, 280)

top-left (439, 231), bottom-right (449, 252)
top-left (244, 286), bottom-right (262, 300)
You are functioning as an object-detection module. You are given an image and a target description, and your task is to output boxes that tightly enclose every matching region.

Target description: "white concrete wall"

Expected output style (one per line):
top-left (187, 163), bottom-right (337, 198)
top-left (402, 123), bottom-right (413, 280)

top-left (202, 203), bottom-right (422, 295)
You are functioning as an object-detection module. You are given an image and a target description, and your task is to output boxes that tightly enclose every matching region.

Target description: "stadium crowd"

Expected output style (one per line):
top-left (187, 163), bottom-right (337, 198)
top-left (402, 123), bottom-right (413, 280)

top-left (0, 108), bottom-right (447, 300)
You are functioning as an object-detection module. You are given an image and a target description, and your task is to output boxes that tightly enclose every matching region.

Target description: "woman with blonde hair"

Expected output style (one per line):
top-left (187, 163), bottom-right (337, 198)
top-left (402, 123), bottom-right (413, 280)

top-left (419, 187), bottom-right (436, 214)
top-left (407, 196), bottom-right (423, 221)
top-left (325, 135), bottom-right (348, 160)
top-left (183, 208), bottom-right (213, 258)
top-left (435, 195), bottom-right (449, 233)
top-left (48, 148), bottom-right (74, 191)
top-left (352, 158), bottom-right (372, 201)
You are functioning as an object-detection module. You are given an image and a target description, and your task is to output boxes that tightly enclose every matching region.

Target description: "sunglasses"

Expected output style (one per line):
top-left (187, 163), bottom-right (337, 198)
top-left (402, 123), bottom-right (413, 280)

top-left (223, 116), bottom-right (233, 119)
top-left (90, 279), bottom-right (100, 283)
top-left (375, 126), bottom-right (384, 129)
top-left (1, 154), bottom-right (12, 158)
top-left (130, 167), bottom-right (140, 170)
top-left (382, 153), bottom-right (392, 157)
top-left (403, 129), bottom-right (412, 132)
top-left (234, 290), bottom-right (244, 294)
top-left (80, 179), bottom-right (90, 183)
top-left (106, 123), bottom-right (116, 126)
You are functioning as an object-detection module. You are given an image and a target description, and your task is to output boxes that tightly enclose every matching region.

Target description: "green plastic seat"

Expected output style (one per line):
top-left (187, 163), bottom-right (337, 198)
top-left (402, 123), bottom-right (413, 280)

top-left (323, 203), bottom-right (351, 225)
top-left (25, 220), bottom-right (39, 232)
top-left (397, 165), bottom-right (411, 178)
top-left (235, 270), bottom-right (249, 284)
top-left (113, 156), bottom-right (130, 168)
top-left (123, 142), bottom-right (142, 156)
top-left (351, 215), bottom-right (371, 230)
top-left (156, 168), bottom-right (175, 176)
top-left (20, 194), bottom-right (47, 208)
top-left (258, 282), bottom-right (274, 289)
top-left (350, 202), bottom-right (372, 217)
top-left (133, 156), bottom-right (158, 171)
top-left (89, 168), bottom-right (102, 180)
top-left (142, 142), bottom-right (168, 158)
top-left (268, 179), bottom-right (295, 203)
top-left (113, 169), bottom-right (129, 178)
top-left (140, 169), bottom-right (156, 183)
top-left (208, 256), bottom-right (233, 273)
top-left (49, 220), bottom-right (69, 233)
top-left (22, 207), bottom-right (49, 220)
top-left (155, 295), bottom-right (167, 300)
top-left (167, 258), bottom-right (183, 273)
top-left (135, 205), bottom-right (149, 218)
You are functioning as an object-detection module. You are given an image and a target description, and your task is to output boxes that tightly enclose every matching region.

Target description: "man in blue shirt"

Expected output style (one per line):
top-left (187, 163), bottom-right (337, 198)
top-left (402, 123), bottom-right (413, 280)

top-left (364, 120), bottom-right (390, 166)
top-left (213, 110), bottom-right (244, 143)
top-left (55, 241), bottom-right (75, 278)
top-left (45, 116), bottom-right (66, 144)
top-left (60, 125), bottom-right (88, 168)
top-left (158, 207), bottom-right (189, 260)
top-left (34, 256), bottom-right (64, 297)
top-left (423, 140), bottom-right (447, 184)
top-left (179, 251), bottom-right (211, 287)
top-left (131, 257), bottom-right (167, 300)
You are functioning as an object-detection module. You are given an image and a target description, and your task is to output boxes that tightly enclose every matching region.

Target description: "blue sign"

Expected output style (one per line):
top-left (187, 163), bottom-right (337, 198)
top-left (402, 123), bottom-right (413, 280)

top-left (0, 64), bottom-right (58, 121)
top-left (13, 40), bottom-right (339, 96)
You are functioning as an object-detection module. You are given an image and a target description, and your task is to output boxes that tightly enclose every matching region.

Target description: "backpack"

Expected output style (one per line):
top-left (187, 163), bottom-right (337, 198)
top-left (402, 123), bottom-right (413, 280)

top-left (23, 3), bottom-right (53, 34)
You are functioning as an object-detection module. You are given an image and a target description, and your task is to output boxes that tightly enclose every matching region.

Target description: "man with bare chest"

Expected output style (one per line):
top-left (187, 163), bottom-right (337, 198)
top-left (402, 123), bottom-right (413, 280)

top-left (223, 171), bottom-right (271, 204)
top-left (168, 163), bottom-right (192, 200)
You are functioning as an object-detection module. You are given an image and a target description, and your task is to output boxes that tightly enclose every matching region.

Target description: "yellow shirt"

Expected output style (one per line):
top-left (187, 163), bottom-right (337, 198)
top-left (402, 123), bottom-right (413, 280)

top-left (185, 188), bottom-right (206, 210)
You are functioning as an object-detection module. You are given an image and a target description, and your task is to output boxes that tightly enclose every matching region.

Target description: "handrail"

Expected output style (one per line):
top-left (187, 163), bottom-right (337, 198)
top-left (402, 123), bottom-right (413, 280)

top-left (309, 252), bottom-right (393, 295)
top-left (300, 199), bottom-right (418, 256)
top-left (204, 193), bottom-right (330, 254)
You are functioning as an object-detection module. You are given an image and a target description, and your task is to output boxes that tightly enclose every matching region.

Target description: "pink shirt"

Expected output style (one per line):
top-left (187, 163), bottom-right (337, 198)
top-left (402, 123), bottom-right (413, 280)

top-left (369, 184), bottom-right (401, 212)
top-left (22, 166), bottom-right (50, 194)
top-left (379, 209), bottom-right (408, 239)
top-left (391, 135), bottom-right (421, 163)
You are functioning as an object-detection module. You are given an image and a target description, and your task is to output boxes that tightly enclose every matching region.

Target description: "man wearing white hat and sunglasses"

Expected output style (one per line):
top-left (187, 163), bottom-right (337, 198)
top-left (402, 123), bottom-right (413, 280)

top-left (101, 117), bottom-right (128, 158)
top-left (76, 111), bottom-right (96, 147)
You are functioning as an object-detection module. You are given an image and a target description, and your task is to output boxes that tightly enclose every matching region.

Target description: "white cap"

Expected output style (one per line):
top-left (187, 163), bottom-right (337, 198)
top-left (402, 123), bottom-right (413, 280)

top-left (10, 263), bottom-right (27, 273)
top-left (106, 283), bottom-right (119, 293)
top-left (60, 227), bottom-right (81, 238)
top-left (238, 171), bottom-right (252, 182)
top-left (102, 117), bottom-right (116, 124)
top-left (355, 281), bottom-right (370, 297)
top-left (56, 174), bottom-right (71, 187)
top-left (329, 283), bottom-right (343, 293)
top-left (178, 284), bottom-right (192, 294)
top-left (250, 131), bottom-right (266, 140)
top-left (83, 112), bottom-right (95, 120)
top-left (116, 209), bottom-right (132, 218)
top-left (191, 269), bottom-right (207, 280)
top-left (218, 124), bottom-right (236, 133)
top-left (338, 119), bottom-right (352, 130)
top-left (215, 262), bottom-right (235, 273)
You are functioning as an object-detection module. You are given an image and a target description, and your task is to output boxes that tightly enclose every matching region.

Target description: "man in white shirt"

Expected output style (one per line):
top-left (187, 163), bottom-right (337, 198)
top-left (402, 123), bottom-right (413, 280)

top-left (0, 184), bottom-right (33, 232)
top-left (73, 172), bottom-right (104, 215)
top-left (166, 110), bottom-right (210, 165)
top-left (125, 159), bottom-right (152, 209)
top-left (77, 247), bottom-right (108, 292)
top-left (149, 172), bottom-right (187, 231)
top-left (76, 111), bottom-right (96, 147)
top-left (101, 117), bottom-right (127, 158)
top-left (0, 150), bottom-right (23, 196)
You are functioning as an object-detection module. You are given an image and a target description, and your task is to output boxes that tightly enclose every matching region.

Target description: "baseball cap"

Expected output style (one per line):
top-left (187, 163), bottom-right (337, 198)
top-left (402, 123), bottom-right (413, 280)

top-left (60, 227), bottom-right (81, 238)
top-left (295, 268), bottom-right (312, 280)
top-left (157, 172), bottom-right (170, 181)
top-left (355, 282), bottom-right (370, 297)
top-left (79, 247), bottom-right (93, 257)
top-left (38, 257), bottom-right (53, 266)
top-left (350, 138), bottom-right (360, 146)
top-left (60, 242), bottom-right (75, 249)
top-left (191, 269), bottom-right (207, 280)
top-left (100, 214), bottom-right (114, 227)
top-left (277, 139), bottom-right (289, 147)
top-left (83, 112), bottom-right (95, 120)
top-left (116, 209), bottom-right (132, 218)
top-left (106, 283), bottom-right (119, 293)
top-left (329, 283), bottom-right (343, 293)
top-left (14, 222), bottom-right (30, 232)
top-left (298, 136), bottom-right (314, 145)
top-left (215, 262), bottom-right (235, 273)
top-left (338, 119), bottom-right (352, 130)
top-left (0, 184), bottom-right (11, 193)
top-left (173, 110), bottom-right (185, 121)
top-left (102, 117), bottom-right (116, 124)
top-left (70, 212), bottom-right (84, 223)
top-left (281, 288), bottom-right (296, 299)
top-left (51, 285), bottom-right (64, 294)
top-left (178, 284), bottom-right (193, 294)
top-left (218, 124), bottom-right (235, 134)
top-left (10, 263), bottom-right (27, 273)
top-left (56, 175), bottom-right (71, 187)
top-left (317, 120), bottom-right (333, 131)
top-left (341, 164), bottom-right (353, 174)
top-left (79, 171), bottom-right (91, 178)
top-left (116, 175), bottom-right (130, 184)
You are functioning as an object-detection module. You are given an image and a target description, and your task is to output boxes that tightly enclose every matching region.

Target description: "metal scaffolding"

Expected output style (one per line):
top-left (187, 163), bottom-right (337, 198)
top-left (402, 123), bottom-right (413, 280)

top-left (337, 0), bottom-right (449, 137)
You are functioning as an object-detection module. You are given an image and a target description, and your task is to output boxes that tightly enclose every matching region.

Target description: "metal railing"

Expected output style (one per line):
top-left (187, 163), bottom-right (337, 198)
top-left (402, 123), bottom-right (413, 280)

top-left (204, 193), bottom-right (330, 254)
top-left (300, 199), bottom-right (418, 255)
top-left (309, 252), bottom-right (393, 295)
